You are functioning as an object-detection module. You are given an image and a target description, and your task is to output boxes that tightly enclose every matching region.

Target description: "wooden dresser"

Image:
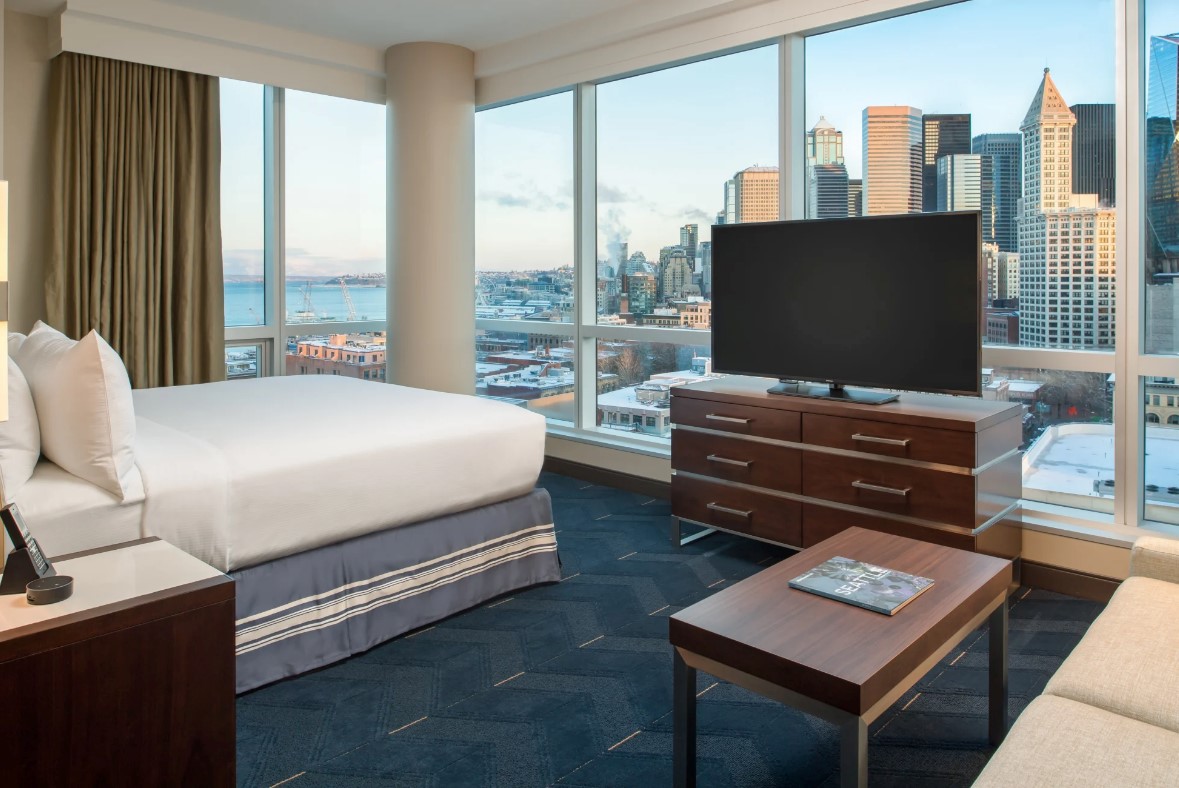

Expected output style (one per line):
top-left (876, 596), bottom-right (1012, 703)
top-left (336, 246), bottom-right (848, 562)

top-left (670, 376), bottom-right (1022, 559)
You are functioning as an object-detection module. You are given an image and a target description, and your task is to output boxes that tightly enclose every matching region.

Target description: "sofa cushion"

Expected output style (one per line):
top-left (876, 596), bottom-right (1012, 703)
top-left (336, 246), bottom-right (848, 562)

top-left (1043, 575), bottom-right (1179, 733)
top-left (973, 695), bottom-right (1179, 787)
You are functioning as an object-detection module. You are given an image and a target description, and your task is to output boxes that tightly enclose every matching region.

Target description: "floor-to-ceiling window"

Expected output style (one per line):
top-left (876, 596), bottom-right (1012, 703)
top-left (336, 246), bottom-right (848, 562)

top-left (220, 83), bottom-right (387, 382)
top-left (806, 0), bottom-right (1119, 516)
top-left (1144, 0), bottom-right (1179, 525)
top-left (475, 91), bottom-right (575, 422)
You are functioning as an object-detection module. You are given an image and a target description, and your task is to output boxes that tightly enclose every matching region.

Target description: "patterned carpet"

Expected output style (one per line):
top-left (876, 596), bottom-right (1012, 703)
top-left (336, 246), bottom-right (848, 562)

top-left (236, 472), bottom-right (1105, 787)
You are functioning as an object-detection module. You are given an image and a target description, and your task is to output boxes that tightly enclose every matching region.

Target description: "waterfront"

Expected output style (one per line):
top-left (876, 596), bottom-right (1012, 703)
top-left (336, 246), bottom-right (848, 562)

top-left (225, 281), bottom-right (387, 326)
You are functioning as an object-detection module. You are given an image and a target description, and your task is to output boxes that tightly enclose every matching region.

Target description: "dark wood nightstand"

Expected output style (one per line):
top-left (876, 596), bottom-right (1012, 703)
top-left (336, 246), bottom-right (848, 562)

top-left (0, 537), bottom-right (235, 786)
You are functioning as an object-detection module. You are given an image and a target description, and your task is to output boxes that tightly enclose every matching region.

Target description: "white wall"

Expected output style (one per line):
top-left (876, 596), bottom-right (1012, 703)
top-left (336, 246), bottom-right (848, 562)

top-left (53, 0), bottom-right (385, 103)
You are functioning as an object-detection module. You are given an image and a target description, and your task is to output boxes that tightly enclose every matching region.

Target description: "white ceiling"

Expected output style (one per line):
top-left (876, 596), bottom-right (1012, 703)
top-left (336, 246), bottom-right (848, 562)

top-left (152, 0), bottom-right (647, 51)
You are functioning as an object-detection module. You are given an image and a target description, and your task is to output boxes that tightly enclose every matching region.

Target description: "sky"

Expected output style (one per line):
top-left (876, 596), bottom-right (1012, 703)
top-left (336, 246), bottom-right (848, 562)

top-left (223, 0), bottom-right (1179, 276)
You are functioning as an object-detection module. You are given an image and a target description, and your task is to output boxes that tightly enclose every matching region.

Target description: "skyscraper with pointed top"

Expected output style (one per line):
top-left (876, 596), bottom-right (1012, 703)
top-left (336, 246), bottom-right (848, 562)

top-left (806, 117), bottom-right (849, 218)
top-left (1017, 68), bottom-right (1117, 350)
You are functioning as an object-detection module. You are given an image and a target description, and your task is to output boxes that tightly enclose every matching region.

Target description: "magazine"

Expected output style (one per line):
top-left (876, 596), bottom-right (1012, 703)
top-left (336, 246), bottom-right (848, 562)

top-left (788, 555), bottom-right (935, 615)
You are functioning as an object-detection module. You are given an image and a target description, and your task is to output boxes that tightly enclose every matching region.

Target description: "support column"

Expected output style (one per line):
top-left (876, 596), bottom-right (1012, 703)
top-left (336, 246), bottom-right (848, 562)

top-left (385, 43), bottom-right (475, 394)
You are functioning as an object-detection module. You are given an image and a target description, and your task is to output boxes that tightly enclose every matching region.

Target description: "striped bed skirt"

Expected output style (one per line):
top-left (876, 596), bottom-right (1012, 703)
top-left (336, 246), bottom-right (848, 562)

top-left (232, 488), bottom-right (560, 693)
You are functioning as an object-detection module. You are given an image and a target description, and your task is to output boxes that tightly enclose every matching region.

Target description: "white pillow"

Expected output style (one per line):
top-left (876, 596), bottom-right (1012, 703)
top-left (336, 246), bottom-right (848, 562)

top-left (0, 359), bottom-right (41, 504)
top-left (8, 331), bottom-right (27, 363)
top-left (17, 322), bottom-right (137, 499)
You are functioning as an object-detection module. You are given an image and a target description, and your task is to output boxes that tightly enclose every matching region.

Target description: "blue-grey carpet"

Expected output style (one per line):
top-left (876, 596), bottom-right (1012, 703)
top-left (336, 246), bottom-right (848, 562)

top-left (237, 472), bottom-right (1105, 787)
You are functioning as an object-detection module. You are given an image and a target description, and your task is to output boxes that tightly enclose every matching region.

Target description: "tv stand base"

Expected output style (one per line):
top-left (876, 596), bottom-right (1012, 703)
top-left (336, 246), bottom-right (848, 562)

top-left (766, 380), bottom-right (899, 405)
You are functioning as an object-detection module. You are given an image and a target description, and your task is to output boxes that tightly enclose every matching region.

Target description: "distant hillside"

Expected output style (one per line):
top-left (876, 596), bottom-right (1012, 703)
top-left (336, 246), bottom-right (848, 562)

top-left (326, 273), bottom-right (386, 287)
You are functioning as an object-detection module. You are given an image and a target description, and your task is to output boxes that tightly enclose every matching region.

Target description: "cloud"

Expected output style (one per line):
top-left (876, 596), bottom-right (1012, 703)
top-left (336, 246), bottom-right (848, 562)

top-left (223, 248), bottom-right (264, 276)
top-left (478, 187), bottom-right (571, 212)
top-left (675, 207), bottom-right (714, 223)
top-left (600, 207), bottom-right (631, 244)
top-left (597, 183), bottom-right (634, 203)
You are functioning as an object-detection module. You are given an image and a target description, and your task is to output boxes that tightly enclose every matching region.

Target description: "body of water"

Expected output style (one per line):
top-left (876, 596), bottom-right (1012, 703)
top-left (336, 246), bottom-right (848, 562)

top-left (225, 281), bottom-right (388, 326)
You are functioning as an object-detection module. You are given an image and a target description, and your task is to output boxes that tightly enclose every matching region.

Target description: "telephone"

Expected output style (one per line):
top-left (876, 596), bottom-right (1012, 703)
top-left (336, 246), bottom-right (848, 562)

top-left (0, 504), bottom-right (56, 595)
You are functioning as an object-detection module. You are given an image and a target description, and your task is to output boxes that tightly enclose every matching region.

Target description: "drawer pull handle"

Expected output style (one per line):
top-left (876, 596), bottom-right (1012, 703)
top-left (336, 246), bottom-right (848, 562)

top-left (707, 454), bottom-right (752, 468)
top-left (707, 502), bottom-right (753, 519)
top-left (706, 414), bottom-right (751, 424)
top-left (852, 480), bottom-right (912, 497)
top-left (851, 433), bottom-right (911, 447)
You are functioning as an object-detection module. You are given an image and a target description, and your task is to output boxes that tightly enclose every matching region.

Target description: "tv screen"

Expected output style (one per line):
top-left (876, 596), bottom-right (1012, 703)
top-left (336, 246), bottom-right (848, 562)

top-left (711, 212), bottom-right (981, 398)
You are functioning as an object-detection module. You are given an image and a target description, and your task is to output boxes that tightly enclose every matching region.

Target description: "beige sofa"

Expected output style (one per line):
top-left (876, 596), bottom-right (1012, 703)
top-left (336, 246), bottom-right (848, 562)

top-left (974, 536), bottom-right (1179, 786)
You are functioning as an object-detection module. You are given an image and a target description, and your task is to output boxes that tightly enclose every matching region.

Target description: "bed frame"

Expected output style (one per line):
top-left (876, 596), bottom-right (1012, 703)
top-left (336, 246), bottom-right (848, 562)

top-left (232, 488), bottom-right (559, 693)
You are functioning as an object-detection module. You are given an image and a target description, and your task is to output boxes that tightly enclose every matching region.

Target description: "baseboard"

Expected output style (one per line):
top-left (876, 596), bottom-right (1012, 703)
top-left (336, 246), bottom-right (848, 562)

top-left (1021, 560), bottom-right (1120, 603)
top-left (543, 457), bottom-right (671, 500)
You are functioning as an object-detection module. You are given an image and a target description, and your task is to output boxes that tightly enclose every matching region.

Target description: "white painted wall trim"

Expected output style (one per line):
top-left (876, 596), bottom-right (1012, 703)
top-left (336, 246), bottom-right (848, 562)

top-left (51, 0), bottom-right (385, 103)
top-left (476, 0), bottom-right (956, 106)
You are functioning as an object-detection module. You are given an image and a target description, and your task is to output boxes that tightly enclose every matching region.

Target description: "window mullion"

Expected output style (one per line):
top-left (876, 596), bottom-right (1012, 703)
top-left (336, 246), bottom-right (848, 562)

top-left (780, 34), bottom-right (806, 220)
top-left (264, 85), bottom-right (287, 377)
top-left (574, 83), bottom-right (598, 431)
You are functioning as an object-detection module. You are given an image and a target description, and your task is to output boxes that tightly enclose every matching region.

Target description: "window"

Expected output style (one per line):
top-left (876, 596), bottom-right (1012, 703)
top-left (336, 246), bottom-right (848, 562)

top-left (475, 92), bottom-right (574, 422)
top-left (1145, 0), bottom-right (1179, 355)
top-left (807, 0), bottom-right (1116, 352)
top-left (222, 82), bottom-right (387, 382)
top-left (221, 80), bottom-right (265, 329)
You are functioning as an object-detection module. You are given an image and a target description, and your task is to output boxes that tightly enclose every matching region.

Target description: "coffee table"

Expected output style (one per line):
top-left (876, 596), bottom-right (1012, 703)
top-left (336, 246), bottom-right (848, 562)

top-left (669, 526), bottom-right (1012, 788)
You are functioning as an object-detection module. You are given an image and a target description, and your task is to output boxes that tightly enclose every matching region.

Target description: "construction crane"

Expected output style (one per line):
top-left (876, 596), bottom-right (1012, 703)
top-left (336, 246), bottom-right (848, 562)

top-left (340, 279), bottom-right (358, 321)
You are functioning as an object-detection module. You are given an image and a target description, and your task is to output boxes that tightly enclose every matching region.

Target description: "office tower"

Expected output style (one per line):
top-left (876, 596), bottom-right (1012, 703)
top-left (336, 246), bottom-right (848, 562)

top-left (972, 133), bottom-right (1022, 252)
top-left (699, 241), bottom-right (713, 297)
top-left (715, 210), bottom-right (725, 226)
top-left (982, 243), bottom-right (1020, 304)
top-left (1147, 33), bottom-right (1179, 280)
top-left (807, 116), bottom-right (844, 165)
top-left (863, 106), bottom-right (923, 215)
top-left (606, 241), bottom-right (628, 273)
top-left (807, 164), bottom-right (850, 219)
top-left (936, 154), bottom-right (993, 240)
top-left (732, 166), bottom-right (780, 222)
top-left (1071, 103), bottom-right (1116, 207)
top-left (722, 179), bottom-right (737, 224)
top-left (922, 114), bottom-right (971, 212)
top-left (1017, 68), bottom-right (1117, 350)
top-left (627, 273), bottom-right (658, 315)
top-left (679, 224), bottom-right (699, 267)
top-left (661, 250), bottom-right (693, 300)
top-left (848, 179), bottom-right (863, 217)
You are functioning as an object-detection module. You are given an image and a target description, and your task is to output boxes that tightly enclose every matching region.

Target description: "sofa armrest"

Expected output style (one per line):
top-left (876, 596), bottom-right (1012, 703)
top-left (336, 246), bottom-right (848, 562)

top-left (1130, 536), bottom-right (1179, 584)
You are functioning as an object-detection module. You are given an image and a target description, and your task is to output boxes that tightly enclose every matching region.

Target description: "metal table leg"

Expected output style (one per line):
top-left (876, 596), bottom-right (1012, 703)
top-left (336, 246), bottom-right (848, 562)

top-left (989, 599), bottom-right (1009, 746)
top-left (839, 715), bottom-right (868, 788)
top-left (673, 649), bottom-right (697, 788)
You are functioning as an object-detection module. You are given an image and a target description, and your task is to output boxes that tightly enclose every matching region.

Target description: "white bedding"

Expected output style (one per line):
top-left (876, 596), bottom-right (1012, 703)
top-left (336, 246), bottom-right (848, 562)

top-left (16, 460), bottom-right (145, 558)
top-left (130, 376), bottom-right (546, 571)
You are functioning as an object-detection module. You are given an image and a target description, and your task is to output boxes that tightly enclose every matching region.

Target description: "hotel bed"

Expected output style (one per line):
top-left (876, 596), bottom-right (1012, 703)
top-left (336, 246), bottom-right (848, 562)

top-left (16, 375), bottom-right (560, 692)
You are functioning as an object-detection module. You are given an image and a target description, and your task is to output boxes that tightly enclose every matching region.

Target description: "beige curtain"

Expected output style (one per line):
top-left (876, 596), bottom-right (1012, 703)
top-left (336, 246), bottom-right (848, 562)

top-left (47, 52), bottom-right (224, 388)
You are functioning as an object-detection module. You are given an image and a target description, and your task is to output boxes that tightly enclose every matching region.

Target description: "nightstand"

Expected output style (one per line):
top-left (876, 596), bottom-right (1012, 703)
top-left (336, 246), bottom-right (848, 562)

top-left (0, 537), bottom-right (235, 786)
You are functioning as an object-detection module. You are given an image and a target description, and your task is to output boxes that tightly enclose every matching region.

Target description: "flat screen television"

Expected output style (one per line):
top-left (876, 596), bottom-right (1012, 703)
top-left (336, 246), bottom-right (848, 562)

top-left (711, 211), bottom-right (981, 404)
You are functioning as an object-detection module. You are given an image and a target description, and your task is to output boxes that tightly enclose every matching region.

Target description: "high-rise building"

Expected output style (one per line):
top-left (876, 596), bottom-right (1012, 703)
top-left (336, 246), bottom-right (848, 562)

top-left (806, 118), bottom-right (848, 219)
top-left (679, 224), bottom-right (699, 267)
top-left (982, 243), bottom-right (1020, 304)
top-left (848, 179), bottom-right (863, 217)
top-left (627, 273), bottom-right (658, 315)
top-left (732, 166), bottom-right (779, 222)
top-left (1146, 33), bottom-right (1179, 280)
top-left (1071, 103), bottom-right (1116, 207)
top-left (922, 114), bottom-right (971, 212)
top-left (699, 241), bottom-right (713, 297)
top-left (972, 133), bottom-right (1022, 252)
top-left (863, 106), bottom-right (923, 215)
top-left (807, 164), bottom-right (850, 219)
top-left (1017, 68), bottom-right (1117, 350)
top-left (937, 154), bottom-right (984, 210)
top-left (722, 179), bottom-right (737, 224)
top-left (807, 116), bottom-right (844, 165)
top-left (661, 250), bottom-right (694, 300)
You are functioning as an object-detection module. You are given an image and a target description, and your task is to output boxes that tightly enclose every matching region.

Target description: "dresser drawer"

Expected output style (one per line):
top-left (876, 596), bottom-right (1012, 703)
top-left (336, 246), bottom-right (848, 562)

top-left (672, 475), bottom-right (801, 547)
top-left (803, 413), bottom-right (976, 467)
top-left (672, 429), bottom-right (801, 493)
top-left (672, 397), bottom-right (800, 442)
top-left (802, 452), bottom-right (976, 528)
top-left (802, 504), bottom-right (975, 551)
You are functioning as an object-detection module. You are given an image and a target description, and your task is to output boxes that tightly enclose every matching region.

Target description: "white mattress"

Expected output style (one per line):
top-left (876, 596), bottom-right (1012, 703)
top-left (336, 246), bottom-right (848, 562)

top-left (15, 460), bottom-right (145, 558)
top-left (130, 376), bottom-right (546, 571)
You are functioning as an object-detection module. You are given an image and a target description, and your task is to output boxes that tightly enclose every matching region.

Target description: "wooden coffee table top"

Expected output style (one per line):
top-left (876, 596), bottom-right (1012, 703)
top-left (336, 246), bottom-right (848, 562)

top-left (669, 527), bottom-right (1012, 716)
